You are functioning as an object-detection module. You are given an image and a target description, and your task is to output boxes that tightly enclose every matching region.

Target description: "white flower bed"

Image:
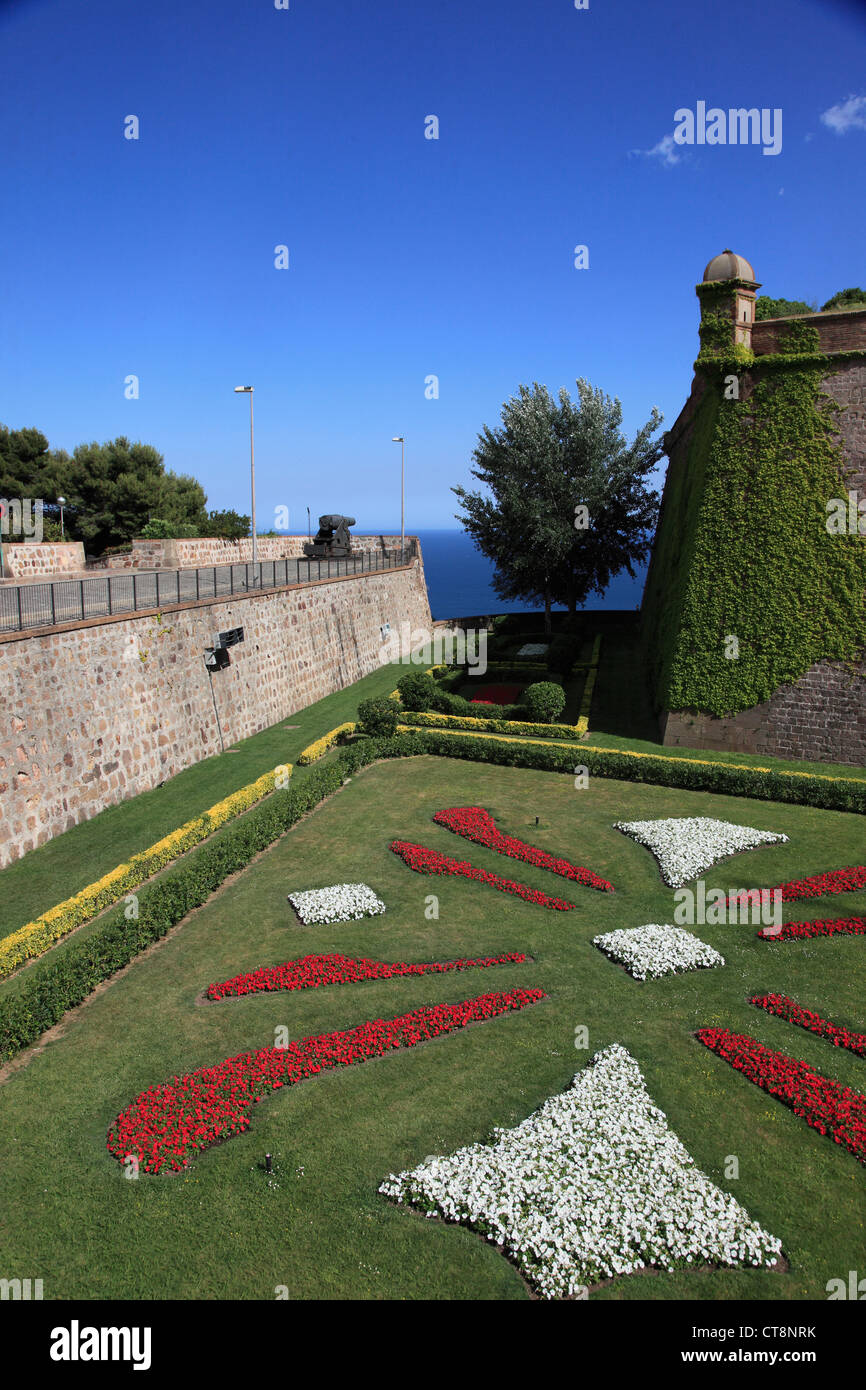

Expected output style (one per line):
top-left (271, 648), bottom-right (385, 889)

top-left (380, 1044), bottom-right (781, 1298)
top-left (287, 883), bottom-right (386, 925)
top-left (593, 924), bottom-right (724, 980)
top-left (516, 643), bottom-right (548, 658)
top-left (613, 816), bottom-right (788, 888)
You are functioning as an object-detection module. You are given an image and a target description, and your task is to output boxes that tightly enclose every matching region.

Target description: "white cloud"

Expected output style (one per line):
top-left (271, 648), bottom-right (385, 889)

top-left (629, 132), bottom-right (681, 167)
top-left (820, 94), bottom-right (866, 134)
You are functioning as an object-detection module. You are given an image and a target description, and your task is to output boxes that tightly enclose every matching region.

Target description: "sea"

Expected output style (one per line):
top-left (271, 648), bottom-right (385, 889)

top-left (411, 529), bottom-right (648, 621)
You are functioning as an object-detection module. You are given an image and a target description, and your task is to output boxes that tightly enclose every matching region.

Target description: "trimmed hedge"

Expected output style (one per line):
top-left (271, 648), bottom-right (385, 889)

top-left (0, 765), bottom-right (291, 977)
top-left (400, 710), bottom-right (584, 740)
top-left (385, 728), bottom-right (866, 812)
top-left (0, 762), bottom-right (346, 1062)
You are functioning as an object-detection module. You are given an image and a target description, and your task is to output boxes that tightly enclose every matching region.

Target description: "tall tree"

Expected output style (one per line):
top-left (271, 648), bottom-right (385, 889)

top-left (58, 437), bottom-right (207, 552)
top-left (453, 381), bottom-right (663, 631)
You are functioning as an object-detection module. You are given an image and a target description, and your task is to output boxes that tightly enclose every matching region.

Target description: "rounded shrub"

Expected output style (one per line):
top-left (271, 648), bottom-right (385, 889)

top-left (357, 695), bottom-right (400, 737)
top-left (521, 681), bottom-right (566, 724)
top-left (396, 671), bottom-right (440, 711)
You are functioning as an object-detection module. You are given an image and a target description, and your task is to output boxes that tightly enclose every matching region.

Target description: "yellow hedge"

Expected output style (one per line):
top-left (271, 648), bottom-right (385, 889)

top-left (574, 635), bottom-right (603, 735)
top-left (296, 723), bottom-right (356, 765)
top-left (400, 710), bottom-right (583, 738)
top-left (0, 763), bottom-right (292, 979)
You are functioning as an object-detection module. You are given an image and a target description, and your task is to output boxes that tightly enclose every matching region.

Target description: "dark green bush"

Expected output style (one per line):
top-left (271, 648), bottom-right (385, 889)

top-left (396, 671), bottom-right (439, 711)
top-left (521, 681), bottom-right (567, 723)
top-left (357, 695), bottom-right (400, 737)
top-left (546, 634), bottom-right (582, 678)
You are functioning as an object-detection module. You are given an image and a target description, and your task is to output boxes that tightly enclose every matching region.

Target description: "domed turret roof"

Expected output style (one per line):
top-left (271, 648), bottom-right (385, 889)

top-left (702, 249), bottom-right (756, 283)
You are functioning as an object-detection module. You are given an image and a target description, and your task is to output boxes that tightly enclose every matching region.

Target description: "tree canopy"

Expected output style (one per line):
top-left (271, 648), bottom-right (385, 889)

top-left (0, 426), bottom-right (213, 552)
top-left (453, 380), bottom-right (663, 629)
top-left (754, 296), bottom-right (815, 320)
top-left (820, 287), bottom-right (866, 312)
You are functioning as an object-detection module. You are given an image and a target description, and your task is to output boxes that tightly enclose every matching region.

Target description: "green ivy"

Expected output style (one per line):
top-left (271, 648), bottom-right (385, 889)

top-left (642, 357), bottom-right (866, 717)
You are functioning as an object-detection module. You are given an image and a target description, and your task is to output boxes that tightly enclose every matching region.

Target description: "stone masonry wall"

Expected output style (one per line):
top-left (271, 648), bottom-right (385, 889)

top-left (2, 542), bottom-right (86, 580)
top-left (662, 658), bottom-right (866, 765)
top-left (88, 535), bottom-right (407, 571)
top-left (751, 309), bottom-right (866, 357)
top-left (0, 551), bottom-right (431, 866)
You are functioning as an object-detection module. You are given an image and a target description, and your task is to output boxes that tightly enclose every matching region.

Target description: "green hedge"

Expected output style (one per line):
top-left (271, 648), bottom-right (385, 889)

top-left (1, 729), bottom-right (861, 1061)
top-left (377, 729), bottom-right (866, 812)
top-left (0, 761), bottom-right (348, 1062)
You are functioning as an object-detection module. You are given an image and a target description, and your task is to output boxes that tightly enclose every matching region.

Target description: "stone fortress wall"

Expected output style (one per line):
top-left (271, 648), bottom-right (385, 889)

top-left (649, 254), bottom-right (865, 766)
top-left (0, 539), bottom-right (431, 867)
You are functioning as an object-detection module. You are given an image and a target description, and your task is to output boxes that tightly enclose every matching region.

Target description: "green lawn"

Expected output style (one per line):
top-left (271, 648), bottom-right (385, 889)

top-left (0, 661), bottom-right (405, 941)
top-left (1, 756), bottom-right (863, 1300)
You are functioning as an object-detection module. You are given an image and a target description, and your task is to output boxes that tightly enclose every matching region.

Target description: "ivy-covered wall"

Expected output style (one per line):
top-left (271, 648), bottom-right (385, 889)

top-left (641, 322), bottom-right (866, 735)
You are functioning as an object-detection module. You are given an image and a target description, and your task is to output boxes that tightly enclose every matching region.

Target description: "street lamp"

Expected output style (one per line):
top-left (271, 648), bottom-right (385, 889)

top-left (391, 436), bottom-right (404, 557)
top-left (57, 497), bottom-right (66, 542)
top-left (234, 386), bottom-right (256, 568)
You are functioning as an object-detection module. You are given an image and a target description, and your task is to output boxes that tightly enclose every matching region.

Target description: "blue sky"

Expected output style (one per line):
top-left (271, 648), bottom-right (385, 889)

top-left (1, 0), bottom-right (864, 530)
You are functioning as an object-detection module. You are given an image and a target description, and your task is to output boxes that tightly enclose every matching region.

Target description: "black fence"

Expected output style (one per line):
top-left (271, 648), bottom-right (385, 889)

top-left (0, 546), bottom-right (414, 635)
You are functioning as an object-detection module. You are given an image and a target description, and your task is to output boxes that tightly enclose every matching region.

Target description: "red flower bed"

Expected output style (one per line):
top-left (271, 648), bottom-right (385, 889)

top-left (696, 1028), bottom-right (866, 1164)
top-left (108, 988), bottom-right (545, 1174)
top-left (728, 866), bottom-right (866, 908)
top-left (469, 684), bottom-right (524, 705)
top-left (433, 806), bottom-right (613, 892)
top-left (750, 993), bottom-right (866, 1058)
top-left (207, 950), bottom-right (528, 1000)
top-left (758, 916), bottom-right (866, 942)
top-left (389, 840), bottom-right (576, 910)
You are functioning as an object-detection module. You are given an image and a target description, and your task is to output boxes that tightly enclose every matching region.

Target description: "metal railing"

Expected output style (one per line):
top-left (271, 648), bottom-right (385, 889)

top-left (0, 546), bottom-right (414, 635)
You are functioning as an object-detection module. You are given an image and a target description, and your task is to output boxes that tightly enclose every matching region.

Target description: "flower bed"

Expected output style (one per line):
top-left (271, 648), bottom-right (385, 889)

top-left (758, 916), bottom-right (866, 942)
top-left (613, 817), bottom-right (788, 888)
top-left (0, 764), bottom-right (292, 980)
top-left (516, 643), bottom-right (548, 657)
top-left (296, 723), bottom-right (356, 765)
top-left (433, 806), bottom-right (613, 891)
top-left (206, 950), bottom-right (529, 1000)
top-left (593, 924), bottom-right (724, 980)
top-left (379, 1043), bottom-right (781, 1297)
top-left (287, 883), bottom-right (386, 925)
top-left (389, 840), bottom-right (576, 911)
top-left (107, 988), bottom-right (545, 1173)
top-left (696, 1028), bottom-right (866, 1164)
top-left (729, 865), bottom-right (866, 907)
top-left (469, 684), bottom-right (525, 706)
top-left (750, 994), bottom-right (866, 1058)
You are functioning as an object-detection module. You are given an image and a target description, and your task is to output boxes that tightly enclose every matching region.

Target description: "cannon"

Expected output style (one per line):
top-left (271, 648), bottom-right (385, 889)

top-left (303, 514), bottom-right (356, 559)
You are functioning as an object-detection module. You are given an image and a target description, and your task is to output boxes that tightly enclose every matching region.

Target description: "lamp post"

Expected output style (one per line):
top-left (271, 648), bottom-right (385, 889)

top-left (391, 436), bottom-right (404, 557)
top-left (57, 496), bottom-right (66, 542)
top-left (234, 386), bottom-right (256, 568)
